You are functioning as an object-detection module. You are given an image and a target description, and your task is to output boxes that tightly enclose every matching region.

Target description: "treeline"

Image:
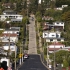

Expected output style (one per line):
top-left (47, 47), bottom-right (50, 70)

top-left (56, 0), bottom-right (70, 7)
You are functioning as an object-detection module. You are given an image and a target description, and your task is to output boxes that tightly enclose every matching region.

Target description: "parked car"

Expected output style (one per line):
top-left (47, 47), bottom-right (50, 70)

top-left (23, 54), bottom-right (29, 59)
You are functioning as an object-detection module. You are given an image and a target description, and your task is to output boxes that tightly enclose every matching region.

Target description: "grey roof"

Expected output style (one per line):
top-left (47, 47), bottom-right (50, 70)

top-left (3, 10), bottom-right (17, 15)
top-left (46, 37), bottom-right (64, 39)
top-left (10, 27), bottom-right (20, 31)
top-left (11, 19), bottom-right (22, 22)
top-left (5, 28), bottom-right (19, 31)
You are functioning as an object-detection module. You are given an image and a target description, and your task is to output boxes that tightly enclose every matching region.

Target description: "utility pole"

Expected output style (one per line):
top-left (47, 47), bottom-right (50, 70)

top-left (43, 38), bottom-right (45, 62)
top-left (15, 45), bottom-right (16, 70)
top-left (19, 45), bottom-right (22, 65)
top-left (8, 34), bottom-right (10, 68)
top-left (22, 42), bottom-right (23, 63)
top-left (26, 8), bottom-right (28, 47)
top-left (54, 42), bottom-right (56, 70)
top-left (47, 42), bottom-right (49, 67)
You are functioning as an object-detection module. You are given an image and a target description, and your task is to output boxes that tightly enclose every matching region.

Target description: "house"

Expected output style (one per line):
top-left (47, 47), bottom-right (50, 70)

top-left (3, 10), bottom-right (17, 15)
top-left (55, 7), bottom-right (63, 10)
top-left (43, 23), bottom-right (54, 30)
top-left (42, 16), bottom-right (54, 21)
top-left (2, 3), bottom-right (13, 9)
top-left (0, 10), bottom-right (23, 22)
top-left (0, 58), bottom-right (10, 67)
top-left (0, 14), bottom-right (23, 21)
top-left (62, 5), bottom-right (68, 8)
top-left (10, 27), bottom-right (20, 31)
top-left (0, 47), bottom-right (7, 55)
top-left (48, 42), bottom-right (65, 53)
top-left (3, 42), bottom-right (17, 52)
top-left (43, 21), bottom-right (64, 31)
top-left (63, 46), bottom-right (70, 51)
top-left (1, 33), bottom-right (18, 43)
top-left (43, 31), bottom-right (64, 42)
top-left (53, 21), bottom-right (64, 31)
top-left (11, 19), bottom-right (22, 22)
top-left (3, 29), bottom-right (20, 36)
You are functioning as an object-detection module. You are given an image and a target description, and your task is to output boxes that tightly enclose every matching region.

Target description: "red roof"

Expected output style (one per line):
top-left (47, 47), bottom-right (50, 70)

top-left (50, 42), bottom-right (64, 45)
top-left (48, 48), bottom-right (61, 51)
top-left (48, 48), bottom-right (70, 51)
top-left (2, 33), bottom-right (17, 37)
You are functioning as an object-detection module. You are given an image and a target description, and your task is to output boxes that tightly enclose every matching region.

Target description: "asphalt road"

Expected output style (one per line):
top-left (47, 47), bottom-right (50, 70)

top-left (18, 55), bottom-right (49, 70)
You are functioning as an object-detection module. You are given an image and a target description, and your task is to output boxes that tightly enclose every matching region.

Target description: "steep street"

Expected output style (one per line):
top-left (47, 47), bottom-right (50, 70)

top-left (18, 15), bottom-right (49, 70)
top-left (28, 15), bottom-right (37, 54)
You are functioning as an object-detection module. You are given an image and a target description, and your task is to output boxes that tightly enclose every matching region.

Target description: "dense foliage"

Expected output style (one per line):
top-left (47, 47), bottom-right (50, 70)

top-left (49, 50), bottom-right (70, 67)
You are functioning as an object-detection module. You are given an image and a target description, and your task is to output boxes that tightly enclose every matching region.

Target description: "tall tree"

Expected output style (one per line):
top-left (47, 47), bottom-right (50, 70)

top-left (28, 0), bottom-right (38, 13)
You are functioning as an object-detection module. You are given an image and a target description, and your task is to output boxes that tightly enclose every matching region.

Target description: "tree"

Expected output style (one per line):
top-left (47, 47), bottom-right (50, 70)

top-left (61, 11), bottom-right (70, 23)
top-left (62, 6), bottom-right (70, 13)
top-left (49, 50), bottom-right (70, 64)
top-left (63, 59), bottom-right (69, 68)
top-left (55, 0), bottom-right (70, 7)
top-left (28, 0), bottom-right (38, 13)
top-left (15, 0), bottom-right (23, 12)
top-left (35, 11), bottom-right (42, 22)
top-left (61, 11), bottom-right (70, 44)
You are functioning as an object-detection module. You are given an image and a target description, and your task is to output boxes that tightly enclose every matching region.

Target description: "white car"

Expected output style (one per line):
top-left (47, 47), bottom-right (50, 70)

top-left (23, 54), bottom-right (28, 59)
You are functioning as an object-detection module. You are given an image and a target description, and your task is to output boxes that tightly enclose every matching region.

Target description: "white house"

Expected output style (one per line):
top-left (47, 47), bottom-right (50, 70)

top-left (3, 29), bottom-right (20, 36)
top-left (46, 37), bottom-right (64, 42)
top-left (43, 21), bottom-right (64, 31)
top-left (0, 14), bottom-right (23, 21)
top-left (63, 46), bottom-right (70, 51)
top-left (62, 5), bottom-right (68, 8)
top-left (10, 27), bottom-right (20, 31)
top-left (38, 0), bottom-right (41, 4)
top-left (48, 42), bottom-right (65, 53)
top-left (3, 10), bottom-right (17, 15)
top-left (43, 31), bottom-right (64, 42)
top-left (53, 21), bottom-right (64, 29)
top-left (3, 43), bottom-right (17, 52)
top-left (1, 33), bottom-right (18, 43)
top-left (0, 10), bottom-right (23, 22)
top-left (43, 31), bottom-right (61, 38)
top-left (0, 58), bottom-right (10, 67)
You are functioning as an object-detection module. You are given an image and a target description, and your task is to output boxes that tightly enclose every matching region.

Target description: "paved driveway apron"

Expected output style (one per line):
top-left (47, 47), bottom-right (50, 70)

top-left (28, 16), bottom-right (37, 54)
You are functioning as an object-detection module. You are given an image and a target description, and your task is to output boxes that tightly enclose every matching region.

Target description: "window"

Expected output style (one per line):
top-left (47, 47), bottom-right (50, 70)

top-left (57, 39), bottom-right (61, 41)
top-left (60, 47), bottom-right (62, 49)
top-left (5, 16), bottom-right (8, 18)
top-left (57, 22), bottom-right (59, 24)
top-left (50, 39), bottom-right (53, 41)
top-left (44, 34), bottom-right (47, 36)
top-left (56, 35), bottom-right (59, 38)
top-left (61, 23), bottom-right (63, 24)
top-left (52, 35), bottom-right (54, 36)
